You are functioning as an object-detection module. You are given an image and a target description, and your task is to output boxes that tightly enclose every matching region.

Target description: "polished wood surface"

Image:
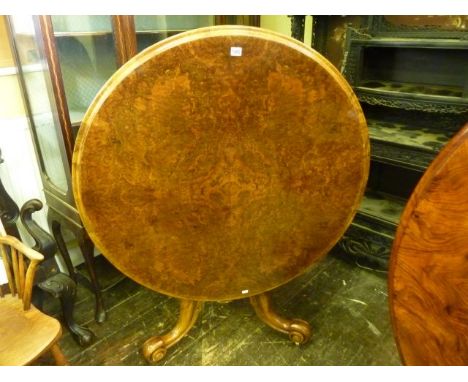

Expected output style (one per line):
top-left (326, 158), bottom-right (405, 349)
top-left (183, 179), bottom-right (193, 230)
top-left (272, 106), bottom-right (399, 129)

top-left (0, 295), bottom-right (64, 365)
top-left (1, 235), bottom-right (43, 309)
top-left (250, 292), bottom-right (311, 344)
top-left (389, 123), bottom-right (468, 365)
top-left (37, 15), bottom-right (75, 165)
top-left (0, 235), bottom-right (67, 365)
top-left (142, 299), bottom-right (204, 363)
top-left (73, 26), bottom-right (369, 301)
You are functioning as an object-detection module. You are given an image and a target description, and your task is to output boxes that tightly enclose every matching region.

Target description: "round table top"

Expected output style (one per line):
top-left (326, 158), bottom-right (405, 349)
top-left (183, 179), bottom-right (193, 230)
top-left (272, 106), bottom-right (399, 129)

top-left (389, 123), bottom-right (468, 365)
top-left (73, 26), bottom-right (369, 301)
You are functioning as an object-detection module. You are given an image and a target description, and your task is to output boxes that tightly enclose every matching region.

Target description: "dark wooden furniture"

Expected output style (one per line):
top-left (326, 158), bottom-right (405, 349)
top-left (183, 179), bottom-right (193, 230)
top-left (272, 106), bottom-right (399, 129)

top-left (73, 26), bottom-right (369, 363)
top-left (312, 16), bottom-right (468, 269)
top-left (0, 149), bottom-right (93, 346)
top-left (0, 234), bottom-right (67, 366)
top-left (6, 15), bottom-right (260, 324)
top-left (21, 200), bottom-right (95, 346)
top-left (7, 15), bottom-right (108, 322)
top-left (389, 123), bottom-right (468, 365)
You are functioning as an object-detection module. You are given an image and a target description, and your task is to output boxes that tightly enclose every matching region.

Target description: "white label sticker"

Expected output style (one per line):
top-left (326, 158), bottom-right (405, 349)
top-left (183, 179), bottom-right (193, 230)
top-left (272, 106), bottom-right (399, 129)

top-left (230, 47), bottom-right (243, 56)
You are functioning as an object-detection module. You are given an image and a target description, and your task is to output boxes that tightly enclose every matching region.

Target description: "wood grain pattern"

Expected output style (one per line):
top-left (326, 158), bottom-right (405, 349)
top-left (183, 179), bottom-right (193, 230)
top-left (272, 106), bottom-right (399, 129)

top-left (73, 26), bottom-right (369, 301)
top-left (0, 295), bottom-right (63, 365)
top-left (389, 122), bottom-right (468, 365)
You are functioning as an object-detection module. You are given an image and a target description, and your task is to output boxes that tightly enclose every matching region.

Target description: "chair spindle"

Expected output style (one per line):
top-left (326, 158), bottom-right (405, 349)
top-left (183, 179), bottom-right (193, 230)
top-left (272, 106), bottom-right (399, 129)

top-left (0, 243), bottom-right (15, 296)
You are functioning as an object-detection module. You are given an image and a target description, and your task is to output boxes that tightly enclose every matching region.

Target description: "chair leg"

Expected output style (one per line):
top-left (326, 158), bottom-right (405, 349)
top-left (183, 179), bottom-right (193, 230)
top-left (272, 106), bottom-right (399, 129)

top-left (50, 343), bottom-right (69, 366)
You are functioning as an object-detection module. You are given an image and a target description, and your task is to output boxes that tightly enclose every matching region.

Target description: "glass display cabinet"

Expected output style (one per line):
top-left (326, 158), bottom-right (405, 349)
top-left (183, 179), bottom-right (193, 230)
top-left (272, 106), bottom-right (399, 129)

top-left (8, 15), bottom-right (118, 323)
top-left (7, 15), bottom-right (259, 324)
top-left (135, 15), bottom-right (215, 52)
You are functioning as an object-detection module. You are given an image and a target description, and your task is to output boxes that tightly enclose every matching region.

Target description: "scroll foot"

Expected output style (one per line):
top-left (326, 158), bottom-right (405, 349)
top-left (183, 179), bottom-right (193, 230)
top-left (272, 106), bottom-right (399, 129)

top-left (250, 292), bottom-right (311, 345)
top-left (39, 273), bottom-right (95, 346)
top-left (142, 299), bottom-right (203, 364)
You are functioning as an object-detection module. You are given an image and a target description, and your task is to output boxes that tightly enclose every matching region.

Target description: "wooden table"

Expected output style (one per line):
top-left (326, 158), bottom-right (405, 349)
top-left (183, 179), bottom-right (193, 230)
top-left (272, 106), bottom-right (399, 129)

top-left (73, 26), bottom-right (369, 363)
top-left (389, 123), bottom-right (468, 365)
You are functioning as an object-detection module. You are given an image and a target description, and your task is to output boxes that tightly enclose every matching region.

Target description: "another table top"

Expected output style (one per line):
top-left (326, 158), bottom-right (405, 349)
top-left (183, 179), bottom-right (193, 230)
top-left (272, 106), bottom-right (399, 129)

top-left (73, 26), bottom-right (369, 301)
top-left (389, 123), bottom-right (468, 365)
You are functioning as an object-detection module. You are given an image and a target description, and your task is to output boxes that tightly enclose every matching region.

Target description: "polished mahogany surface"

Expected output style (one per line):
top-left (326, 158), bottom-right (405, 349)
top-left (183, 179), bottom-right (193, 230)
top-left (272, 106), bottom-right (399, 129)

top-left (73, 26), bottom-right (369, 301)
top-left (389, 123), bottom-right (468, 365)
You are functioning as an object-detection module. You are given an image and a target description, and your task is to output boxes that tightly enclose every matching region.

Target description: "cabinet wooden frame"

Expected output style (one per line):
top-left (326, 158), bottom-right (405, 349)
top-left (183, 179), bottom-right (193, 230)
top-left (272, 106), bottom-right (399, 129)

top-left (112, 16), bottom-right (137, 67)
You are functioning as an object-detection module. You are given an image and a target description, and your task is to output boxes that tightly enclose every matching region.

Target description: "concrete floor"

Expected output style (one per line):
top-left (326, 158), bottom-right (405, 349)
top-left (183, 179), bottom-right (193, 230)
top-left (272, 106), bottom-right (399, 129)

top-left (37, 250), bottom-right (401, 366)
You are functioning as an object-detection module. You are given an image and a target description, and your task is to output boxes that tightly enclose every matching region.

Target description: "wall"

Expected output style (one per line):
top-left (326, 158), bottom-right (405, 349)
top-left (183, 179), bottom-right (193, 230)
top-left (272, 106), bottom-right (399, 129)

top-left (0, 16), bottom-right (49, 238)
top-left (1, 16), bottom-right (93, 279)
top-left (260, 15), bottom-right (313, 46)
top-left (0, 16), bottom-right (51, 283)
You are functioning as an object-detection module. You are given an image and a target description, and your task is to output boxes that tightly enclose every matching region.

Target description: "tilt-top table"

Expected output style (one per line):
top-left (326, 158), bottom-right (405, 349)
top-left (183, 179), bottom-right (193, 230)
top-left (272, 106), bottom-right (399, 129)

top-left (72, 26), bottom-right (369, 363)
top-left (389, 123), bottom-right (468, 365)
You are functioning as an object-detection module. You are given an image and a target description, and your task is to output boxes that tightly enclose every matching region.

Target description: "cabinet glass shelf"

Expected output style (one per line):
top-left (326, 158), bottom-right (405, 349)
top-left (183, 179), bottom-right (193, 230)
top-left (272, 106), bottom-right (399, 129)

top-left (51, 16), bottom-right (118, 128)
top-left (69, 110), bottom-right (87, 125)
top-left (135, 15), bottom-right (214, 52)
top-left (50, 15), bottom-right (113, 33)
top-left (54, 31), bottom-right (112, 37)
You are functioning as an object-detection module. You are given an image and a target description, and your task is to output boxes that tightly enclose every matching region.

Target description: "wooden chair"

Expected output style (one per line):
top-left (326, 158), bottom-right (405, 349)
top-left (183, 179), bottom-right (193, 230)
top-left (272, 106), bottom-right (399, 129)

top-left (0, 235), bottom-right (68, 365)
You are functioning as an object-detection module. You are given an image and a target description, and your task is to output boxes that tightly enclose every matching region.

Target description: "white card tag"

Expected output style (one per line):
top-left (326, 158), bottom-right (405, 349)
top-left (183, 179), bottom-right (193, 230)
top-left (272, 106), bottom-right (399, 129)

top-left (230, 47), bottom-right (243, 56)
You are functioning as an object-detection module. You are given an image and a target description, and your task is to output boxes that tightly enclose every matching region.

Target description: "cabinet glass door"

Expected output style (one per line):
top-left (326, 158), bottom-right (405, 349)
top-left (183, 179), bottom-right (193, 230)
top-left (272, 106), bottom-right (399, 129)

top-left (50, 16), bottom-right (118, 125)
top-left (9, 15), bottom-right (69, 192)
top-left (134, 16), bottom-right (215, 52)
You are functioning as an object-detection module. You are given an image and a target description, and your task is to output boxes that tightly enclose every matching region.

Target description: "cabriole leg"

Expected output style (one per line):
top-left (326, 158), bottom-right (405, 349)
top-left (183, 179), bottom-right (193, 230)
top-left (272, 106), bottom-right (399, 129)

top-left (142, 299), bottom-right (203, 364)
top-left (39, 273), bottom-right (95, 346)
top-left (250, 292), bottom-right (311, 345)
top-left (78, 233), bottom-right (106, 323)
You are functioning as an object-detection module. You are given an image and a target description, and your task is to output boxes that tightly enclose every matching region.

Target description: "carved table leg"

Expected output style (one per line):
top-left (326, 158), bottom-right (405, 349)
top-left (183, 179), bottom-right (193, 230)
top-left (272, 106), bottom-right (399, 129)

top-left (78, 233), bottom-right (106, 323)
top-left (48, 210), bottom-right (107, 324)
top-left (20, 200), bottom-right (94, 346)
top-left (39, 273), bottom-right (95, 346)
top-left (50, 219), bottom-right (77, 280)
top-left (142, 299), bottom-right (203, 364)
top-left (250, 293), bottom-right (311, 345)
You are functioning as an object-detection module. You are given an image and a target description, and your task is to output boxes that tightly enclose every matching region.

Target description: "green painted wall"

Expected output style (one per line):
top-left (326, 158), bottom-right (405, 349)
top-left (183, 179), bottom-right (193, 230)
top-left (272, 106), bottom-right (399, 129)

top-left (260, 15), bottom-right (313, 46)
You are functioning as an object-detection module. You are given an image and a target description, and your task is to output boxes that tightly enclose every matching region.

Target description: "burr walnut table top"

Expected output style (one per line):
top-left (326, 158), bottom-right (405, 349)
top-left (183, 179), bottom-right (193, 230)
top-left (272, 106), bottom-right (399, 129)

top-left (389, 123), bottom-right (468, 365)
top-left (72, 26), bottom-right (369, 301)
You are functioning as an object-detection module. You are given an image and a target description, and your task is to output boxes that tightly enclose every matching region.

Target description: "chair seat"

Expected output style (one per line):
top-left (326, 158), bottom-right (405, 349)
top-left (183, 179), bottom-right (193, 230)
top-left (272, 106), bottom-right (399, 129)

top-left (0, 295), bottom-right (62, 365)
